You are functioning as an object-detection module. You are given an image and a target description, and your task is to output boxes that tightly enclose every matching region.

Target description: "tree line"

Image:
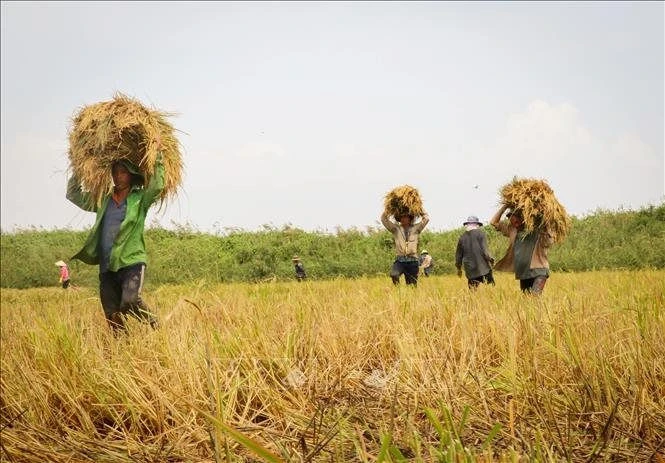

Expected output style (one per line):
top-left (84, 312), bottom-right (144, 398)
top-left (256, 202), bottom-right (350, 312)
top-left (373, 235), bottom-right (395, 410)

top-left (1, 204), bottom-right (663, 289)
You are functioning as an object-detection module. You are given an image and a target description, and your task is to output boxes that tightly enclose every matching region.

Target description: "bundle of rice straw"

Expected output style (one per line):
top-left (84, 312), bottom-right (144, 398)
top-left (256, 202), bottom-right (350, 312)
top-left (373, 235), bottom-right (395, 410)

top-left (67, 93), bottom-right (183, 207)
top-left (499, 177), bottom-right (571, 244)
top-left (383, 185), bottom-right (425, 219)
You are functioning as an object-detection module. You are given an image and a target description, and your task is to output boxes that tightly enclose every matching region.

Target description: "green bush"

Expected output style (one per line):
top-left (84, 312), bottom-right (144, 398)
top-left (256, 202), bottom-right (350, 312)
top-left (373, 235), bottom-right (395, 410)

top-left (2, 204), bottom-right (663, 288)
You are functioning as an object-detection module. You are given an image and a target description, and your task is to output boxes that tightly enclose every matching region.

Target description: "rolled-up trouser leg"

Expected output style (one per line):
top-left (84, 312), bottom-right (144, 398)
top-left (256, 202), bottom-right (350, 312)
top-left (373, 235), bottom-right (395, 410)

top-left (118, 264), bottom-right (158, 329)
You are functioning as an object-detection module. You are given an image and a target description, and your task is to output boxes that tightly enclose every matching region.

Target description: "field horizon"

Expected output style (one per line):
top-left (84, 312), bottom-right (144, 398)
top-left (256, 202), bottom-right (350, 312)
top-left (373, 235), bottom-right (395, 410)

top-left (2, 203), bottom-right (664, 290)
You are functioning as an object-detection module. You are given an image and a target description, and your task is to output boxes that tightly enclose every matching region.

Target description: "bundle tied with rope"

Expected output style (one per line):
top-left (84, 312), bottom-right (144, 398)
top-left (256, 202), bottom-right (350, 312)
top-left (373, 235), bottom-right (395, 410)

top-left (383, 185), bottom-right (425, 219)
top-left (499, 177), bottom-right (571, 244)
top-left (67, 93), bottom-right (183, 208)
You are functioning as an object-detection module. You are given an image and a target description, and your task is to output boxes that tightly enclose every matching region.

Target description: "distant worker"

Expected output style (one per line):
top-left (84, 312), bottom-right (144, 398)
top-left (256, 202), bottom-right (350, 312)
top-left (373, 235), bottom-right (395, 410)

top-left (455, 216), bottom-right (495, 289)
top-left (381, 210), bottom-right (430, 286)
top-left (55, 260), bottom-right (71, 289)
top-left (292, 255), bottom-right (307, 282)
top-left (419, 250), bottom-right (434, 277)
top-left (490, 205), bottom-right (553, 295)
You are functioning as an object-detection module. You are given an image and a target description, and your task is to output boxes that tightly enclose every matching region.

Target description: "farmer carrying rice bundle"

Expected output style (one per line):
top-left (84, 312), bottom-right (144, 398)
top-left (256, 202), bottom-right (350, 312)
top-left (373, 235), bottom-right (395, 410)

top-left (381, 185), bottom-right (430, 286)
top-left (65, 93), bottom-right (183, 333)
top-left (67, 92), bottom-right (183, 207)
top-left (490, 177), bottom-right (571, 295)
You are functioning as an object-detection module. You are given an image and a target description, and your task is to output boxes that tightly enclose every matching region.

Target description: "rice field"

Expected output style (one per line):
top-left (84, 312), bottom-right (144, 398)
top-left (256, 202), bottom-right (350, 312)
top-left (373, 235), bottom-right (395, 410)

top-left (1, 270), bottom-right (663, 462)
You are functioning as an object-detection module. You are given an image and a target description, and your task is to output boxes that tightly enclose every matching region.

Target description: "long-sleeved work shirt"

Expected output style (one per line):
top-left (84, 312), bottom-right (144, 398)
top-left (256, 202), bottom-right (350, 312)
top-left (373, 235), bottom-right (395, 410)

top-left (66, 158), bottom-right (164, 272)
top-left (381, 212), bottom-right (430, 260)
top-left (455, 228), bottom-right (493, 279)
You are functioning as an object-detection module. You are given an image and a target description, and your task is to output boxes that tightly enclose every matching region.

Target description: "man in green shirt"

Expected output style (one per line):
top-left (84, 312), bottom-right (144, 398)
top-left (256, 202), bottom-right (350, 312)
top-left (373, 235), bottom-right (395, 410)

top-left (67, 149), bottom-right (164, 333)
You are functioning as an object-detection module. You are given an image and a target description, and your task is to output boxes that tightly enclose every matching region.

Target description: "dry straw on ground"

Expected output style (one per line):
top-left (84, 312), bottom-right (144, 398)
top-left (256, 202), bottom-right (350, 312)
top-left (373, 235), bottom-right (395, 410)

top-left (500, 177), bottom-right (571, 243)
top-left (1, 270), bottom-right (663, 462)
top-left (383, 185), bottom-right (425, 219)
top-left (67, 93), bottom-right (183, 207)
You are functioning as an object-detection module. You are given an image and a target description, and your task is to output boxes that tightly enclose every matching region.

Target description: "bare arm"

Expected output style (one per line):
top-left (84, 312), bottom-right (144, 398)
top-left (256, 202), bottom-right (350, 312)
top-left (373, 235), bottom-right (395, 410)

top-left (381, 211), bottom-right (397, 232)
top-left (415, 212), bottom-right (430, 233)
top-left (490, 204), bottom-right (509, 229)
top-left (490, 205), bottom-right (513, 237)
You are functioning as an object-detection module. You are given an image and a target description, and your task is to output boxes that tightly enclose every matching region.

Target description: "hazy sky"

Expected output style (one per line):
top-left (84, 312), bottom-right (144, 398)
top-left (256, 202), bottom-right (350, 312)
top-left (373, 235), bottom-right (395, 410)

top-left (2, 1), bottom-right (663, 233)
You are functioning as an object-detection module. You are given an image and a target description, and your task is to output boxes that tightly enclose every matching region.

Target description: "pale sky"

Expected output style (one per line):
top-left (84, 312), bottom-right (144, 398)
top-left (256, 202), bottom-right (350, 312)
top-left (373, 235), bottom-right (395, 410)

top-left (1, 1), bottom-right (663, 233)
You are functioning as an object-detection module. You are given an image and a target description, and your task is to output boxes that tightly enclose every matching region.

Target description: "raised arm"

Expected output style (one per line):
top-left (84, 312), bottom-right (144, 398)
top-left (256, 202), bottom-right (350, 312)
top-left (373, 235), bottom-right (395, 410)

top-left (414, 212), bottom-right (430, 233)
top-left (381, 210), bottom-right (397, 232)
top-left (490, 204), bottom-right (509, 229)
top-left (490, 204), bottom-right (511, 236)
top-left (142, 152), bottom-right (166, 207)
top-left (66, 174), bottom-right (97, 212)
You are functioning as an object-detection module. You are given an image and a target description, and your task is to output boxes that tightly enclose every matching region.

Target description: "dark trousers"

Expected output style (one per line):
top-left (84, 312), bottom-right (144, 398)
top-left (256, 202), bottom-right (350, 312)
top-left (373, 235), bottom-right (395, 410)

top-left (390, 260), bottom-right (419, 286)
top-left (99, 263), bottom-right (157, 333)
top-left (468, 271), bottom-right (495, 290)
top-left (520, 275), bottom-right (548, 295)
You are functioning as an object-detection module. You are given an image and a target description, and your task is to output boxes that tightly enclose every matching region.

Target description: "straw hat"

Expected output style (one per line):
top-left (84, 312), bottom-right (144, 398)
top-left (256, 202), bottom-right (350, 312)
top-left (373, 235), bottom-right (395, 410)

top-left (55, 260), bottom-right (67, 267)
top-left (292, 255), bottom-right (300, 262)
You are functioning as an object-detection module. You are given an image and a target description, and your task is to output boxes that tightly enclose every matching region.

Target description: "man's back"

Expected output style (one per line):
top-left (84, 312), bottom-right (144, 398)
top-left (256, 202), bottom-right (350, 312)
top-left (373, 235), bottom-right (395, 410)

top-left (456, 228), bottom-right (491, 279)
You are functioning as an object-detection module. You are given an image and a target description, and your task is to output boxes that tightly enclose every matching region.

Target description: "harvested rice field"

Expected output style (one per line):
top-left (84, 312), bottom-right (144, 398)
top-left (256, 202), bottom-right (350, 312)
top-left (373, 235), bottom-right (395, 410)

top-left (1, 270), bottom-right (663, 462)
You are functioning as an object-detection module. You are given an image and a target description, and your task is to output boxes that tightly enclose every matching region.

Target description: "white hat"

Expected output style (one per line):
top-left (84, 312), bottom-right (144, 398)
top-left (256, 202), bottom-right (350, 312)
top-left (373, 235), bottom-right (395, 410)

top-left (463, 215), bottom-right (483, 226)
top-left (55, 260), bottom-right (66, 267)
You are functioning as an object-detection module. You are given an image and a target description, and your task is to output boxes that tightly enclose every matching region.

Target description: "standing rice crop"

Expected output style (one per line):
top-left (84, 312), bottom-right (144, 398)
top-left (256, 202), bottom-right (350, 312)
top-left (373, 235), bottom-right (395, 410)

top-left (67, 93), bottom-right (183, 207)
top-left (499, 177), bottom-right (571, 243)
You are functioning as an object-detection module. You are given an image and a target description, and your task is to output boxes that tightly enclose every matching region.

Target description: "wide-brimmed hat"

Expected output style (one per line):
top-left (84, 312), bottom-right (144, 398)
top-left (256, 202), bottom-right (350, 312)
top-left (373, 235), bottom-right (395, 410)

top-left (463, 215), bottom-right (482, 226)
top-left (292, 255), bottom-right (300, 261)
top-left (421, 249), bottom-right (428, 254)
top-left (55, 260), bottom-right (66, 267)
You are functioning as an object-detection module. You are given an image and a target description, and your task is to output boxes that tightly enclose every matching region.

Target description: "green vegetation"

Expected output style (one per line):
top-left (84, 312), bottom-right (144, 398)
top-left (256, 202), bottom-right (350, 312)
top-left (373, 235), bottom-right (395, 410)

top-left (1, 204), bottom-right (664, 289)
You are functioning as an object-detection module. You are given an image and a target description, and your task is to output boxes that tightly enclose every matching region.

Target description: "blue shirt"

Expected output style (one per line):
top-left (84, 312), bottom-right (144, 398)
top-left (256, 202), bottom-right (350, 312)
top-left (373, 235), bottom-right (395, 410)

top-left (99, 198), bottom-right (127, 273)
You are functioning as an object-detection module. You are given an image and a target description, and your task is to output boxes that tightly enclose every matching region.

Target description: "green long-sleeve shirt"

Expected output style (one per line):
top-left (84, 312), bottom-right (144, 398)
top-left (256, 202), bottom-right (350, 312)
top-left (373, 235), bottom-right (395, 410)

top-left (66, 159), bottom-right (165, 272)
